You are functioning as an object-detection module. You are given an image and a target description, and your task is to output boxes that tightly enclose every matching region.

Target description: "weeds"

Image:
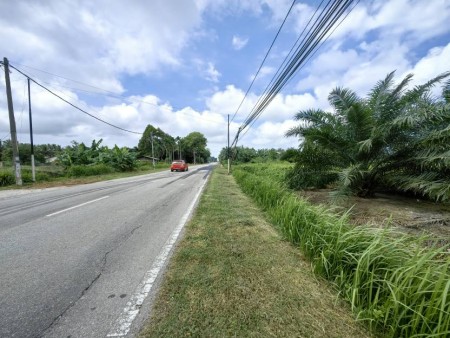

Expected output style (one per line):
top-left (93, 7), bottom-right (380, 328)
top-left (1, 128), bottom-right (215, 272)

top-left (233, 164), bottom-right (450, 337)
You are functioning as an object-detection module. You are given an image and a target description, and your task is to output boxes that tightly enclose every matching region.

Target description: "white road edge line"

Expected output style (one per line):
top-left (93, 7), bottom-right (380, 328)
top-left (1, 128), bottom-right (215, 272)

top-left (45, 196), bottom-right (110, 217)
top-left (106, 173), bottom-right (210, 337)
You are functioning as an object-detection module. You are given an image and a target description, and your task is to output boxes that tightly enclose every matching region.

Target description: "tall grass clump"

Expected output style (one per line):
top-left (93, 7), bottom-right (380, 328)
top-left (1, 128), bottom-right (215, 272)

top-left (0, 169), bottom-right (15, 186)
top-left (66, 163), bottom-right (114, 177)
top-left (233, 165), bottom-right (450, 337)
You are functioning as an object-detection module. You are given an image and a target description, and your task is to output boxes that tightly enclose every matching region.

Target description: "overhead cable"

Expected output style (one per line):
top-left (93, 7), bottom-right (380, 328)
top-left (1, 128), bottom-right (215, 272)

top-left (231, 0), bottom-right (357, 149)
top-left (12, 61), bottom-right (225, 125)
top-left (230, 0), bottom-right (297, 123)
top-left (8, 64), bottom-right (143, 135)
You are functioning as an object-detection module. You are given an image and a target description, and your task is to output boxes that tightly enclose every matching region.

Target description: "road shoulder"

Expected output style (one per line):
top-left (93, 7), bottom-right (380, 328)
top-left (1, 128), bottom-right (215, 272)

top-left (139, 167), bottom-right (372, 337)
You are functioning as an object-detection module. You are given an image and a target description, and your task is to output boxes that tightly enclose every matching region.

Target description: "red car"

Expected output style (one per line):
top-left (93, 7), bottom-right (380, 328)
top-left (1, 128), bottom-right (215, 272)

top-left (170, 160), bottom-right (188, 172)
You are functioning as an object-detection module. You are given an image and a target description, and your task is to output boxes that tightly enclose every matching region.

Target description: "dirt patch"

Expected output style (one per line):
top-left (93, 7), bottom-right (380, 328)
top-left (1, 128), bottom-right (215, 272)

top-left (297, 189), bottom-right (450, 240)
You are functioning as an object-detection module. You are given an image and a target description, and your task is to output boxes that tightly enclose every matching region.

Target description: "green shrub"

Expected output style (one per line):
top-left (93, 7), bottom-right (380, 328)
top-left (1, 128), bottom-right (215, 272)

top-left (233, 164), bottom-right (450, 338)
top-left (0, 170), bottom-right (15, 186)
top-left (66, 164), bottom-right (114, 177)
top-left (19, 169), bottom-right (53, 183)
top-left (21, 170), bottom-right (33, 183)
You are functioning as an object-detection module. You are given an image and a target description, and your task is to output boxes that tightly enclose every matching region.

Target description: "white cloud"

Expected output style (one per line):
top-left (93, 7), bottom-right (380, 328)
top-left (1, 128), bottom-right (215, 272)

top-left (248, 66), bottom-right (275, 81)
top-left (0, 0), bottom-right (202, 92)
top-left (206, 62), bottom-right (221, 82)
top-left (206, 85), bottom-right (253, 116)
top-left (192, 59), bottom-right (221, 82)
top-left (232, 35), bottom-right (249, 50)
top-left (240, 119), bottom-right (299, 149)
top-left (406, 43), bottom-right (450, 86)
top-left (327, 0), bottom-right (450, 43)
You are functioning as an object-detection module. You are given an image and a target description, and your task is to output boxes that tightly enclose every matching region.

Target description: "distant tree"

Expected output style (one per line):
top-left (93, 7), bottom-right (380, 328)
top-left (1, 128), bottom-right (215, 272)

top-left (219, 146), bottom-right (287, 164)
top-left (280, 148), bottom-right (299, 162)
top-left (0, 141), bottom-right (62, 165)
top-left (138, 125), bottom-right (175, 162)
top-left (181, 132), bottom-right (209, 163)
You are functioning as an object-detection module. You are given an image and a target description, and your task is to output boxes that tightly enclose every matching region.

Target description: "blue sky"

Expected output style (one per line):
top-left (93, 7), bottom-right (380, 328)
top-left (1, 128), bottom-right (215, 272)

top-left (1, 0), bottom-right (449, 157)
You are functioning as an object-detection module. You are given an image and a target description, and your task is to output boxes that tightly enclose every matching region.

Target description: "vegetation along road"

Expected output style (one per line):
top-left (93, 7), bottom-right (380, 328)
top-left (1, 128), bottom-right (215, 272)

top-left (0, 164), bottom-right (212, 338)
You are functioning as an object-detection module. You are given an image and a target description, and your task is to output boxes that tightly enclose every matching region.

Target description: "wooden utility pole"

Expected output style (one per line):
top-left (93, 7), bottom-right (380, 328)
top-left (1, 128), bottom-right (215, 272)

top-left (150, 132), bottom-right (155, 169)
top-left (3, 57), bottom-right (22, 185)
top-left (28, 78), bottom-right (35, 181)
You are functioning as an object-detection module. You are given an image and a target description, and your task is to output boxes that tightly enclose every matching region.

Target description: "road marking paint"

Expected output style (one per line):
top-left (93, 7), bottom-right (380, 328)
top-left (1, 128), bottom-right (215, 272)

top-left (106, 175), bottom-right (209, 337)
top-left (45, 196), bottom-right (110, 217)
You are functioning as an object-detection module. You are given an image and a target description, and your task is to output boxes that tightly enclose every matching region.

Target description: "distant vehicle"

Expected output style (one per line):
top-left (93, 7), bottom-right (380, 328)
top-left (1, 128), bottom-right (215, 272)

top-left (171, 160), bottom-right (188, 172)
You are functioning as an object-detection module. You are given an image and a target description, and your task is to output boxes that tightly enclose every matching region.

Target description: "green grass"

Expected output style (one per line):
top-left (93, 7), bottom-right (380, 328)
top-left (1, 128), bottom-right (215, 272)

top-left (140, 167), bottom-right (372, 338)
top-left (0, 161), bottom-right (169, 189)
top-left (233, 163), bottom-right (450, 338)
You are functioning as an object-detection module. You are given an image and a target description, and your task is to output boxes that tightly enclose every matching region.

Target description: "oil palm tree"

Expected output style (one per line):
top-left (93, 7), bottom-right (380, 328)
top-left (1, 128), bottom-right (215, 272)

top-left (286, 71), bottom-right (450, 201)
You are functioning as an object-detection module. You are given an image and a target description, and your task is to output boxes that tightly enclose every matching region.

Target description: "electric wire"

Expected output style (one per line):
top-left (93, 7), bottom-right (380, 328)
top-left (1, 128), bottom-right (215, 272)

top-left (232, 0), bottom-right (335, 146)
top-left (9, 64), bottom-right (143, 135)
top-left (279, 0), bottom-right (361, 92)
top-left (230, 0), bottom-right (297, 123)
top-left (11, 62), bottom-right (121, 96)
top-left (239, 0), bottom-right (326, 130)
top-left (11, 62), bottom-right (225, 125)
top-left (240, 0), bottom-right (359, 143)
top-left (231, 0), bottom-right (356, 149)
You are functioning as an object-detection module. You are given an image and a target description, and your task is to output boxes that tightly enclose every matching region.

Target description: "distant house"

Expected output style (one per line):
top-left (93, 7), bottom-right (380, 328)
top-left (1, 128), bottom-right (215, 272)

top-left (137, 155), bottom-right (159, 162)
top-left (45, 156), bottom-right (58, 164)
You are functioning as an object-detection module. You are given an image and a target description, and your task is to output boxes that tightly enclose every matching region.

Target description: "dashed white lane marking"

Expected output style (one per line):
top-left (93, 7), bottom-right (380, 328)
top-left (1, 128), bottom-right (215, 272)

top-left (106, 175), bottom-right (209, 337)
top-left (45, 196), bottom-right (110, 217)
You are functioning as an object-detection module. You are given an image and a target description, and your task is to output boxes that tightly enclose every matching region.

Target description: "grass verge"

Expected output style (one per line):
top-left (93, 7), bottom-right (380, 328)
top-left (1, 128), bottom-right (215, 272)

top-left (140, 167), bottom-right (372, 337)
top-left (0, 163), bottom-right (168, 190)
top-left (233, 164), bottom-right (450, 338)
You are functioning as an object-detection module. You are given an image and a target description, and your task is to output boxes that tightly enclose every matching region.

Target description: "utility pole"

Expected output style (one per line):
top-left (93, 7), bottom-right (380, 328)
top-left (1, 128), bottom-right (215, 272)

top-left (3, 57), bottom-right (22, 185)
top-left (28, 78), bottom-right (35, 181)
top-left (150, 132), bottom-right (155, 169)
top-left (227, 114), bottom-right (230, 174)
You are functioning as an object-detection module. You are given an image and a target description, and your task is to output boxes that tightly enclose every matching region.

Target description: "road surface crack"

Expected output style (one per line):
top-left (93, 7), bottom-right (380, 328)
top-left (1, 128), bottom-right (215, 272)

top-left (40, 221), bottom-right (145, 337)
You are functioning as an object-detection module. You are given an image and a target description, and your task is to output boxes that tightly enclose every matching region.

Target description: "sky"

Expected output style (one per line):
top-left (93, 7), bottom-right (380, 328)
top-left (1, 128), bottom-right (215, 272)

top-left (1, 0), bottom-right (449, 158)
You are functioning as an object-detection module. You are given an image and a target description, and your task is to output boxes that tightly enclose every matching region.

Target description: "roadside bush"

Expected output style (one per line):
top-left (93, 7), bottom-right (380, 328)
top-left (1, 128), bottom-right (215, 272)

top-left (21, 171), bottom-right (33, 183)
top-left (0, 170), bottom-right (15, 186)
top-left (20, 169), bottom-right (53, 183)
top-left (66, 164), bottom-right (114, 177)
top-left (233, 164), bottom-right (450, 338)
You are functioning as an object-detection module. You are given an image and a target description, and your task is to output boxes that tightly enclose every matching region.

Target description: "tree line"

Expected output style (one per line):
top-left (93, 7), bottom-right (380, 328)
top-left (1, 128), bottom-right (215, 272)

top-left (0, 124), bottom-right (212, 171)
top-left (137, 125), bottom-right (211, 164)
top-left (218, 146), bottom-right (298, 164)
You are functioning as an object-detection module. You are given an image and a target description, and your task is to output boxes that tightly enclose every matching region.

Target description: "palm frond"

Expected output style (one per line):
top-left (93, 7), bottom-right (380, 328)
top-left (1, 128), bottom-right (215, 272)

top-left (293, 108), bottom-right (327, 121)
top-left (285, 126), bottom-right (304, 138)
top-left (385, 172), bottom-right (450, 202)
top-left (391, 73), bottom-right (414, 100)
top-left (401, 71), bottom-right (450, 104)
top-left (346, 103), bottom-right (373, 141)
top-left (328, 87), bottom-right (360, 115)
top-left (443, 79), bottom-right (450, 103)
top-left (358, 138), bottom-right (373, 153)
top-left (368, 71), bottom-right (396, 109)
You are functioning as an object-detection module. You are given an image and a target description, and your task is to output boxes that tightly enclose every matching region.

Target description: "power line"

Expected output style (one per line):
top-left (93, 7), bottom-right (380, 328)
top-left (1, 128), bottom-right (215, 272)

top-left (11, 62), bottom-right (121, 96)
top-left (238, 0), bottom-right (360, 144)
top-left (11, 61), bottom-right (225, 125)
top-left (230, 0), bottom-right (297, 123)
top-left (8, 64), bottom-right (143, 135)
top-left (231, 0), bottom-right (357, 149)
top-left (239, 0), bottom-right (326, 129)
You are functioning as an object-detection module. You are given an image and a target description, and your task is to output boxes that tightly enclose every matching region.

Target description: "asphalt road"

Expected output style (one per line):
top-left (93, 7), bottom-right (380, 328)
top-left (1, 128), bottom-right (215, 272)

top-left (0, 164), bottom-right (213, 338)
